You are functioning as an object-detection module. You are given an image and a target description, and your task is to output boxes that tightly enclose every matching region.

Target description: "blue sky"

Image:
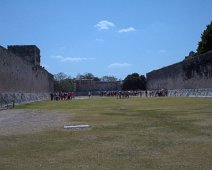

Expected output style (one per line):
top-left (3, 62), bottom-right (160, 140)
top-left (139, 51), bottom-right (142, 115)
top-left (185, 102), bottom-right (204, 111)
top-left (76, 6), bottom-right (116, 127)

top-left (0, 0), bottom-right (212, 79)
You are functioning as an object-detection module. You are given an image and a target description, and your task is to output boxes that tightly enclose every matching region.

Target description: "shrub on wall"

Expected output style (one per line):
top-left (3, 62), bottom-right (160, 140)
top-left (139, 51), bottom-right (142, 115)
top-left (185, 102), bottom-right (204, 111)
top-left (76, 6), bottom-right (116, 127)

top-left (197, 21), bottom-right (212, 54)
top-left (183, 53), bottom-right (212, 79)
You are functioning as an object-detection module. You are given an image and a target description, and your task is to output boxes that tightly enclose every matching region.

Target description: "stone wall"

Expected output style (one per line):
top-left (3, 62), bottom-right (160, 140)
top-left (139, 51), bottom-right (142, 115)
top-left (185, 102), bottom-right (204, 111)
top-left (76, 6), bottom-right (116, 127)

top-left (168, 88), bottom-right (212, 97)
top-left (75, 79), bottom-right (94, 92)
top-left (94, 81), bottom-right (122, 91)
top-left (146, 50), bottom-right (212, 92)
top-left (0, 45), bottom-right (53, 104)
top-left (75, 79), bottom-right (122, 95)
top-left (8, 45), bottom-right (41, 66)
top-left (0, 93), bottom-right (50, 106)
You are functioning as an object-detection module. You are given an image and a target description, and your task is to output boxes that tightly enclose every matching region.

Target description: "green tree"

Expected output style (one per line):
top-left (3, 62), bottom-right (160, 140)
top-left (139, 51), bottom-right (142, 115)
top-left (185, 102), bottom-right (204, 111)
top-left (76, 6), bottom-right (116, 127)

top-left (122, 73), bottom-right (146, 91)
top-left (83, 73), bottom-right (95, 79)
top-left (54, 73), bottom-right (74, 92)
top-left (139, 75), bottom-right (146, 90)
top-left (101, 75), bottom-right (117, 82)
top-left (76, 73), bottom-right (96, 80)
top-left (76, 73), bottom-right (100, 81)
top-left (197, 21), bottom-right (212, 54)
top-left (93, 77), bottom-right (101, 81)
top-left (54, 72), bottom-right (67, 81)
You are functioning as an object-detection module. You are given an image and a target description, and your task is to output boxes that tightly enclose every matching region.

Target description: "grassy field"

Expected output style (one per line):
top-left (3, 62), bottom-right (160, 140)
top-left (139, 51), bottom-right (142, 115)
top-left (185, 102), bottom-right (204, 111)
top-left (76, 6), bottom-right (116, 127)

top-left (0, 97), bottom-right (212, 170)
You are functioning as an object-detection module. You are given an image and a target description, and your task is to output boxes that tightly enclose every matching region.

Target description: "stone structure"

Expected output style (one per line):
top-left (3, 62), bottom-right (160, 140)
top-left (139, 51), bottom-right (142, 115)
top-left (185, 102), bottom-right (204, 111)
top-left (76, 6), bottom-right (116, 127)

top-left (0, 45), bottom-right (53, 105)
top-left (146, 50), bottom-right (212, 96)
top-left (75, 79), bottom-right (122, 95)
top-left (7, 45), bottom-right (41, 66)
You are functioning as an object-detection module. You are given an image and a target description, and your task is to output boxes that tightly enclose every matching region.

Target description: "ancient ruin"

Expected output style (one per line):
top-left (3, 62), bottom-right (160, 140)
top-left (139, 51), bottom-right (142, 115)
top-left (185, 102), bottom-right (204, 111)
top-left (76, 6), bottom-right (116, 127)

top-left (1, 43), bottom-right (212, 103)
top-left (146, 50), bottom-right (212, 96)
top-left (0, 45), bottom-right (54, 105)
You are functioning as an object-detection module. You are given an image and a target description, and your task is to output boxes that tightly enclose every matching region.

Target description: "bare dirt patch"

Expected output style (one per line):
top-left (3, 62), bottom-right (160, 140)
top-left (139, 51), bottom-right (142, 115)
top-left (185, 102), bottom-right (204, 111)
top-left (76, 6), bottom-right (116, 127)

top-left (0, 109), bottom-right (72, 136)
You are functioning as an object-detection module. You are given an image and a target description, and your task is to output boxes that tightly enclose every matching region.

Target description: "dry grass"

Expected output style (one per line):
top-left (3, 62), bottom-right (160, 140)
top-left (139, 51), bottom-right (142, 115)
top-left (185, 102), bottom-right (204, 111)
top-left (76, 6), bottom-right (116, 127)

top-left (0, 97), bottom-right (212, 170)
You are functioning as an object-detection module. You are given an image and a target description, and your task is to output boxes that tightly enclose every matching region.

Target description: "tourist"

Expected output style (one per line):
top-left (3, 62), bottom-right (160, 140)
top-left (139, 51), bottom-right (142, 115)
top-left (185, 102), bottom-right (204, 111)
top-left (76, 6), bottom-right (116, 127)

top-left (88, 91), bottom-right (91, 99)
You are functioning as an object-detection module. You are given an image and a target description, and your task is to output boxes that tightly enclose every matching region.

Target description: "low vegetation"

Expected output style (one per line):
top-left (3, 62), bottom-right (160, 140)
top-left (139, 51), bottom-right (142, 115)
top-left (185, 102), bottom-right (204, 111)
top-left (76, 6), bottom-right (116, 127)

top-left (0, 97), bottom-right (212, 170)
top-left (197, 21), bottom-right (212, 54)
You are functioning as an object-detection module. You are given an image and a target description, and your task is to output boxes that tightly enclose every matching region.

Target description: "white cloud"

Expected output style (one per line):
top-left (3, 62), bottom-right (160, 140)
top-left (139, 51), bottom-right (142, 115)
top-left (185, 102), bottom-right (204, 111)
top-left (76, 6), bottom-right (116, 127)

top-left (108, 62), bottom-right (132, 68)
top-left (118, 27), bottom-right (136, 33)
top-left (95, 20), bottom-right (115, 30)
top-left (53, 55), bottom-right (63, 59)
top-left (95, 38), bottom-right (104, 42)
top-left (52, 55), bottom-right (95, 62)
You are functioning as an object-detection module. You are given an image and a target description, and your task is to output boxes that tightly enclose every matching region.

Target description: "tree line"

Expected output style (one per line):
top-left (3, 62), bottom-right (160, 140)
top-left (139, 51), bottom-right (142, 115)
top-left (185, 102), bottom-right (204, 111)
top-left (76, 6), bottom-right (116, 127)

top-left (54, 72), bottom-right (146, 92)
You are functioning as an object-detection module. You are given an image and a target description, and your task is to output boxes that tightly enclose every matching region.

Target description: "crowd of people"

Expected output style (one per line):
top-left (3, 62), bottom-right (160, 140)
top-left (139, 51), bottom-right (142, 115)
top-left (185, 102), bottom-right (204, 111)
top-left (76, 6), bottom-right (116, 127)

top-left (98, 91), bottom-right (140, 98)
top-left (98, 91), bottom-right (140, 97)
top-left (50, 89), bottom-right (168, 100)
top-left (147, 89), bottom-right (168, 97)
top-left (50, 92), bottom-right (75, 101)
top-left (98, 90), bottom-right (168, 98)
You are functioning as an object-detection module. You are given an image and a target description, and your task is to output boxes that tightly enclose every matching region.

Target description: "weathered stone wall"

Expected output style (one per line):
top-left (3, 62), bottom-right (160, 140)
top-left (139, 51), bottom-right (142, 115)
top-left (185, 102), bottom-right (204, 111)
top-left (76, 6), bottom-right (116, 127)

top-left (75, 79), bottom-right (122, 94)
top-left (0, 45), bottom-right (53, 104)
top-left (168, 88), bottom-right (212, 97)
top-left (0, 93), bottom-right (50, 105)
top-left (94, 81), bottom-right (122, 91)
top-left (75, 79), bottom-right (94, 92)
top-left (8, 45), bottom-right (41, 66)
top-left (146, 50), bottom-right (212, 91)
